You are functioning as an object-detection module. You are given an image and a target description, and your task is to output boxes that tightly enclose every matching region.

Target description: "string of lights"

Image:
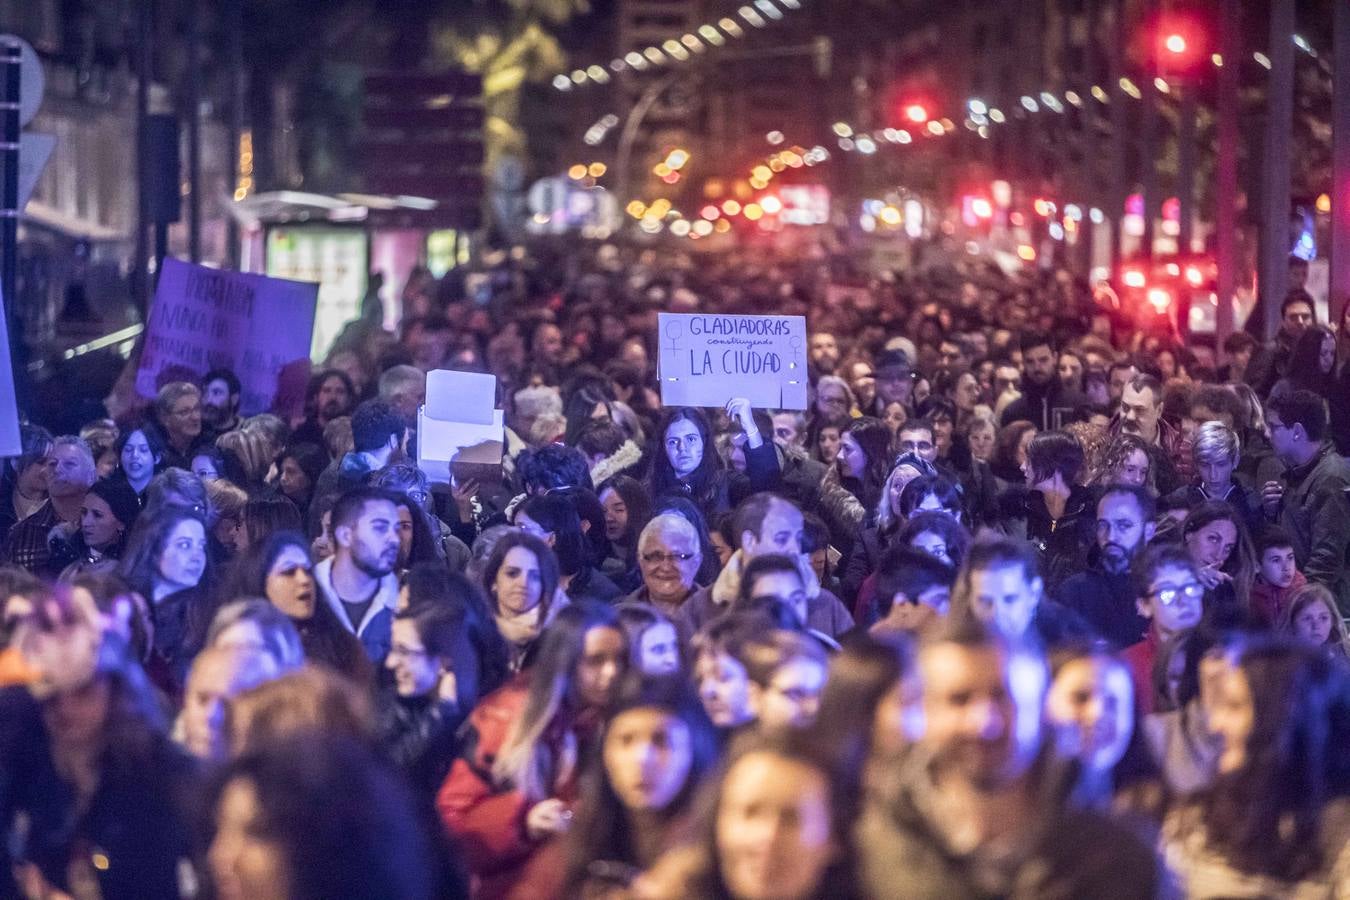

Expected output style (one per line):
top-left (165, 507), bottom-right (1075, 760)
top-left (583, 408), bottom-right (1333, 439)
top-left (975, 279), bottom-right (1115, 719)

top-left (551, 0), bottom-right (806, 92)
top-left (823, 33), bottom-right (1328, 158)
top-left (609, 32), bottom-right (1327, 240)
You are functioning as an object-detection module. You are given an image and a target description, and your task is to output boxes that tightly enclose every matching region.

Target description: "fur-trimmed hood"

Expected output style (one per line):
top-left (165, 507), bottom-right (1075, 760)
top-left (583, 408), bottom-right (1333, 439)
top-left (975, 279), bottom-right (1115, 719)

top-left (589, 439), bottom-right (643, 485)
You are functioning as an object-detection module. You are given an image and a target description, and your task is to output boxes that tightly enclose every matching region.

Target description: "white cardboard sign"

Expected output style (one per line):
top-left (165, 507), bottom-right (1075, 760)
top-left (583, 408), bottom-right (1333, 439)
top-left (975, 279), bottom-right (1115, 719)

top-left (417, 368), bottom-right (503, 484)
top-left (657, 312), bottom-right (808, 410)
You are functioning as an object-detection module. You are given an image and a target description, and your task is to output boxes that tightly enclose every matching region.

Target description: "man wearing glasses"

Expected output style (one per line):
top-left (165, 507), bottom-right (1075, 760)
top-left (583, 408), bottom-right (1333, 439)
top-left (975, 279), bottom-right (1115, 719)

top-left (153, 381), bottom-right (205, 470)
top-left (1122, 544), bottom-right (1207, 714)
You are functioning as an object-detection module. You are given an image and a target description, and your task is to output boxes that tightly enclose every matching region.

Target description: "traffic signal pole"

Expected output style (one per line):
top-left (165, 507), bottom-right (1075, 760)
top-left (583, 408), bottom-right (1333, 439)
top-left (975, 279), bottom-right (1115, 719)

top-left (1260, 0), bottom-right (1295, 338)
top-left (1332, 0), bottom-right (1350, 327)
top-left (1214, 0), bottom-right (1239, 353)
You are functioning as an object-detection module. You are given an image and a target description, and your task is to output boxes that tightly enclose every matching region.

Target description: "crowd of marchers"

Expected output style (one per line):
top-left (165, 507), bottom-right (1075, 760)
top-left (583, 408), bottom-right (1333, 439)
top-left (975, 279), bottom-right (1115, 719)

top-left (1, 241), bottom-right (1349, 900)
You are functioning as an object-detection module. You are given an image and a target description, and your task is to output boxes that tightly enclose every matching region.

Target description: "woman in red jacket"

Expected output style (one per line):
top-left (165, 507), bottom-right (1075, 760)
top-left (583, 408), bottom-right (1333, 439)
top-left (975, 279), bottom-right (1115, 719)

top-left (438, 602), bottom-right (629, 899)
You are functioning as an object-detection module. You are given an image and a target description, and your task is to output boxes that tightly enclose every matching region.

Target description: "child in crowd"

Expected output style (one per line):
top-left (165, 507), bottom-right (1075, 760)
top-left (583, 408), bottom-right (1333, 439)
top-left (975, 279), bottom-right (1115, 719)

top-left (1123, 544), bottom-right (1206, 715)
top-left (1278, 582), bottom-right (1350, 661)
top-left (1249, 527), bottom-right (1306, 628)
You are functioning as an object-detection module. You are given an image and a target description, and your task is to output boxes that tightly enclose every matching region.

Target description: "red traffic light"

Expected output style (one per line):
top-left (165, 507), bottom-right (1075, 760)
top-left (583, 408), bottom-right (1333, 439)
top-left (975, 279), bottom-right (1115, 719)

top-left (904, 104), bottom-right (929, 124)
top-left (1153, 11), bottom-right (1208, 73)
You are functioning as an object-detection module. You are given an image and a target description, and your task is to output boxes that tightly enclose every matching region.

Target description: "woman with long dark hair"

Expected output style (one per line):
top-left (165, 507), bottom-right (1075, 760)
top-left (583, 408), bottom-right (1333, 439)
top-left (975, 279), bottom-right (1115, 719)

top-left (597, 475), bottom-right (652, 590)
top-left (113, 419), bottom-right (165, 500)
top-left (117, 505), bottom-right (214, 689)
top-left (834, 417), bottom-right (892, 516)
top-left (209, 734), bottom-right (440, 900)
top-left (221, 530), bottom-right (371, 682)
top-left (635, 732), bottom-right (861, 900)
top-left (389, 491), bottom-right (444, 571)
top-left (480, 531), bottom-right (565, 671)
top-left (1162, 639), bottom-right (1350, 895)
top-left (517, 493), bottom-right (622, 606)
top-left (1274, 324), bottom-right (1337, 400)
top-left (437, 602), bottom-right (628, 900)
top-left (58, 477), bottom-right (142, 580)
top-left (1179, 500), bottom-right (1256, 629)
top-left (562, 677), bottom-right (719, 897)
top-left (275, 442), bottom-right (329, 518)
top-left (647, 401), bottom-right (780, 521)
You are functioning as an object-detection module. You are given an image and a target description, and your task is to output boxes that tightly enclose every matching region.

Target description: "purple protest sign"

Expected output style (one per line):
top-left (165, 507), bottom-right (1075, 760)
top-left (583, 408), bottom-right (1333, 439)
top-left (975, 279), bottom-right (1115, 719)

top-left (135, 258), bottom-right (318, 418)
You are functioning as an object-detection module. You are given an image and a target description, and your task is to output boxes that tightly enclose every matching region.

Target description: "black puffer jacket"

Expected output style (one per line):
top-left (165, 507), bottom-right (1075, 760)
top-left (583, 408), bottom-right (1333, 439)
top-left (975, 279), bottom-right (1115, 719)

top-left (995, 484), bottom-right (1097, 594)
top-left (378, 692), bottom-right (465, 798)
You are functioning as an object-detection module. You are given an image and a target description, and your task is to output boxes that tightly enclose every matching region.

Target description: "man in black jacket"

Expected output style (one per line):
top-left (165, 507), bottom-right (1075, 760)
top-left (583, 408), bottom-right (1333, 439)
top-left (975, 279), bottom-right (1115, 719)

top-left (1058, 485), bottom-right (1156, 650)
top-left (999, 332), bottom-right (1088, 430)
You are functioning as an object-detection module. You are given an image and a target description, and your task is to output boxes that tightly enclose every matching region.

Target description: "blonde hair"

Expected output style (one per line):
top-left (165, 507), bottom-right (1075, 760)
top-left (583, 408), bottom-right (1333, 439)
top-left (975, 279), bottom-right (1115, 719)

top-left (206, 479), bottom-right (249, 521)
top-left (216, 429), bottom-right (274, 484)
top-left (1279, 583), bottom-right (1350, 657)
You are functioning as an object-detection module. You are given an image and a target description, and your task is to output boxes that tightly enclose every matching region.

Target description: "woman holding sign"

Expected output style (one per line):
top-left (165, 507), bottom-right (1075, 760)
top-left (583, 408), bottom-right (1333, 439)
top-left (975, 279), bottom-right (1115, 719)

top-left (648, 399), bottom-right (781, 522)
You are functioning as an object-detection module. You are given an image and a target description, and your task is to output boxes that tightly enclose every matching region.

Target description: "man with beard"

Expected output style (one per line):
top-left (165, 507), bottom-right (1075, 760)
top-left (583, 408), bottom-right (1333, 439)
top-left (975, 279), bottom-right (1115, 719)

top-left (1056, 485), bottom-right (1156, 649)
top-left (936, 336), bottom-right (972, 383)
top-left (290, 369), bottom-right (357, 447)
top-left (999, 332), bottom-right (1088, 430)
top-left (312, 487), bottom-right (402, 662)
top-left (200, 368), bottom-right (243, 436)
top-left (808, 331), bottom-right (841, 376)
top-left (1113, 372), bottom-right (1183, 495)
top-left (1245, 290), bottom-right (1317, 398)
top-left (856, 617), bottom-right (1161, 899)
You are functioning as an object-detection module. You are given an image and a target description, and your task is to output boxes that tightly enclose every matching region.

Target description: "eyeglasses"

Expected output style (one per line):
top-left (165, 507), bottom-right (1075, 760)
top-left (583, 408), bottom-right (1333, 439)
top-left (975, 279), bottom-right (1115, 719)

top-left (641, 551), bottom-right (697, 565)
top-left (1148, 582), bottom-right (1205, 606)
top-left (388, 643), bottom-right (428, 660)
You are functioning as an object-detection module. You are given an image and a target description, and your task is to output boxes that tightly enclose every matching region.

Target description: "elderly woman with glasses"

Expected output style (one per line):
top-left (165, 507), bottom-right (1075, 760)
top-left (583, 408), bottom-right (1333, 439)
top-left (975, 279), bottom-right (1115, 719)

top-left (624, 513), bottom-right (705, 624)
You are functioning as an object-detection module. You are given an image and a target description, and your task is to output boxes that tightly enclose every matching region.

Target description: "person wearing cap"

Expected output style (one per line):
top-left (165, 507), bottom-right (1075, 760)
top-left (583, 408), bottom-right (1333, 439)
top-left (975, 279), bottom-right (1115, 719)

top-left (58, 477), bottom-right (143, 581)
top-left (871, 349), bottom-right (915, 417)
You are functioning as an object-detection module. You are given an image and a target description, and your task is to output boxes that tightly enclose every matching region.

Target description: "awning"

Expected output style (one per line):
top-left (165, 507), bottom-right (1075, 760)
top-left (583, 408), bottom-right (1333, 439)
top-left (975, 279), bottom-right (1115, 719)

top-left (21, 201), bottom-right (127, 242)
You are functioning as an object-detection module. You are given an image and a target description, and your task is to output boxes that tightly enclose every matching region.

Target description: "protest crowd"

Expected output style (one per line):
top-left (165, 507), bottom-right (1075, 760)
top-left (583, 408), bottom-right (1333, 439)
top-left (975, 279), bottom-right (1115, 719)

top-left (3, 238), bottom-right (1350, 900)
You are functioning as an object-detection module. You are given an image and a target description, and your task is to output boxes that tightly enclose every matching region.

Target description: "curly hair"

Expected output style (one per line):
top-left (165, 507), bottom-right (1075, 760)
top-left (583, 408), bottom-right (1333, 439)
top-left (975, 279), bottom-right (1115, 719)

top-left (1090, 433), bottom-right (1154, 491)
